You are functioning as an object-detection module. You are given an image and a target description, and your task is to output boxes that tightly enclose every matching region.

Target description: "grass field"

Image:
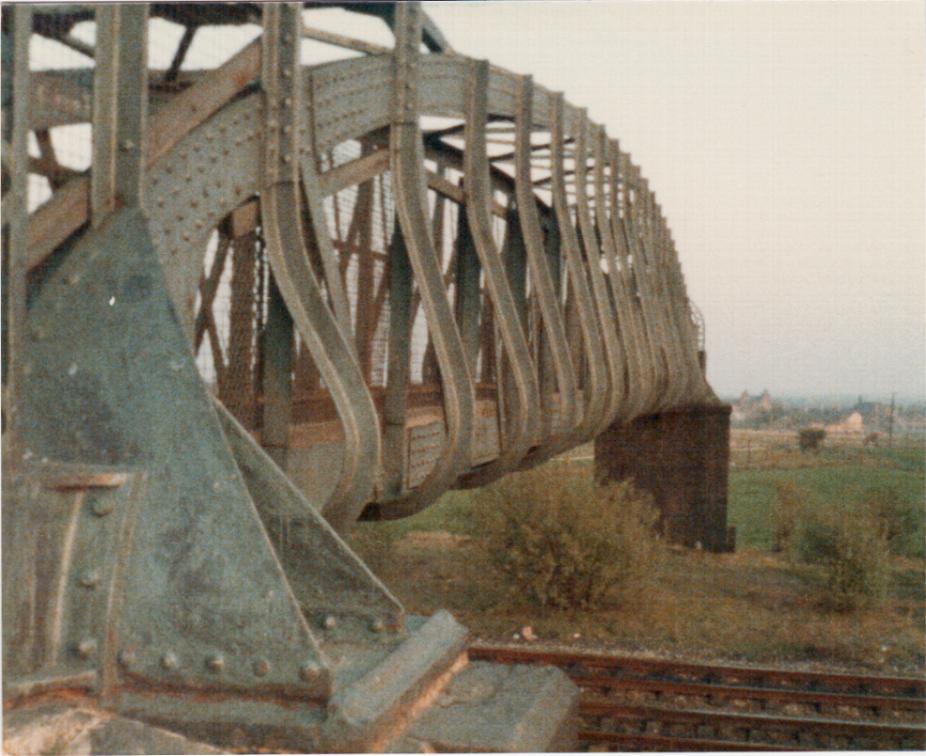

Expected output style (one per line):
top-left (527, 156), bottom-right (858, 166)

top-left (350, 434), bottom-right (925, 673)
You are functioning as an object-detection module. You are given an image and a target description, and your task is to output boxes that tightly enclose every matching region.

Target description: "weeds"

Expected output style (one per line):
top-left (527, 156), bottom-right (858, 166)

top-left (472, 466), bottom-right (661, 610)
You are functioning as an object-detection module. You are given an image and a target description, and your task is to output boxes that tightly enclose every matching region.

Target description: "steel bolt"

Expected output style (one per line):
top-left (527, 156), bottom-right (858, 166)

top-left (323, 615), bottom-right (337, 630)
top-left (299, 662), bottom-right (322, 683)
top-left (79, 569), bottom-right (101, 588)
top-left (92, 498), bottom-right (115, 517)
top-left (370, 619), bottom-right (385, 633)
top-left (206, 654), bottom-right (225, 672)
top-left (76, 638), bottom-right (97, 659)
top-left (118, 648), bottom-right (136, 667)
top-left (253, 658), bottom-right (270, 677)
top-left (161, 651), bottom-right (179, 670)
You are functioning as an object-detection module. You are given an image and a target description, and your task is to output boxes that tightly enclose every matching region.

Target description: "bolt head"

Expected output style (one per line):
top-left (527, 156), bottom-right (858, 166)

top-left (299, 662), bottom-right (322, 682)
top-left (92, 499), bottom-right (115, 517)
top-left (206, 654), bottom-right (225, 672)
top-left (120, 139), bottom-right (135, 151)
top-left (76, 639), bottom-right (97, 659)
top-left (253, 658), bottom-right (270, 677)
top-left (322, 615), bottom-right (337, 630)
top-left (79, 569), bottom-right (101, 588)
top-left (161, 651), bottom-right (179, 671)
top-left (118, 648), bottom-right (136, 667)
top-left (370, 619), bottom-right (385, 633)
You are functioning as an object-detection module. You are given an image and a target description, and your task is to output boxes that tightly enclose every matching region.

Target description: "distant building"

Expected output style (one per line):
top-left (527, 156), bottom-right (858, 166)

top-left (825, 411), bottom-right (865, 436)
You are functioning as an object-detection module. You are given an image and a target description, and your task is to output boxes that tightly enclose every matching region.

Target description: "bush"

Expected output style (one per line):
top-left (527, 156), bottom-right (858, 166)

top-left (796, 505), bottom-right (890, 611)
top-left (771, 481), bottom-right (808, 552)
top-left (472, 465), bottom-right (661, 610)
top-left (860, 485), bottom-right (922, 556)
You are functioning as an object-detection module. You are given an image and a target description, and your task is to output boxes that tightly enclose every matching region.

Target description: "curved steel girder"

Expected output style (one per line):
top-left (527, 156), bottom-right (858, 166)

top-left (550, 95), bottom-right (609, 444)
top-left (593, 126), bottom-right (639, 425)
top-left (626, 171), bottom-right (672, 411)
top-left (456, 59), bottom-right (539, 488)
top-left (620, 154), bottom-right (668, 414)
top-left (634, 170), bottom-right (682, 411)
top-left (512, 75), bottom-right (579, 466)
top-left (642, 183), bottom-right (691, 409)
top-left (654, 195), bottom-right (708, 404)
top-left (381, 3), bottom-right (475, 518)
top-left (604, 137), bottom-right (651, 422)
top-left (573, 111), bottom-right (625, 435)
top-left (261, 3), bottom-right (380, 532)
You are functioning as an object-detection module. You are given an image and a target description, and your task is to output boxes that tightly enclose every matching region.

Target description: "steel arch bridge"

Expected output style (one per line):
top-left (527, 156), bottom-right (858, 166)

top-left (2, 3), bottom-right (728, 751)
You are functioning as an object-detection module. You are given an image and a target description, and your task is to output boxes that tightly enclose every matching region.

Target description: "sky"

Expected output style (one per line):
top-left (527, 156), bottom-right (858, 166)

top-left (420, 1), bottom-right (925, 401)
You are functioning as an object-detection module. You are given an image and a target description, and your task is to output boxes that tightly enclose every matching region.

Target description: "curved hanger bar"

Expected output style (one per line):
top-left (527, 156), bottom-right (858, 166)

top-left (550, 95), bottom-right (609, 443)
top-left (632, 171), bottom-right (672, 410)
top-left (607, 139), bottom-right (652, 422)
top-left (621, 154), bottom-right (668, 414)
top-left (383, 2), bottom-right (475, 517)
top-left (573, 112), bottom-right (625, 435)
top-left (513, 74), bottom-right (579, 464)
top-left (644, 186), bottom-right (690, 408)
top-left (297, 79), bottom-right (354, 344)
top-left (261, 3), bottom-right (380, 532)
top-left (593, 125), bottom-right (638, 426)
top-left (457, 59), bottom-right (540, 487)
top-left (656, 198), bottom-right (709, 404)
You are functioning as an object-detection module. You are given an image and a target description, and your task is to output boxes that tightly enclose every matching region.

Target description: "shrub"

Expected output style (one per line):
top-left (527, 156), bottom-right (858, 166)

top-left (796, 505), bottom-right (890, 611)
top-left (472, 465), bottom-right (661, 610)
top-left (860, 485), bottom-right (922, 556)
top-left (771, 480), bottom-right (808, 552)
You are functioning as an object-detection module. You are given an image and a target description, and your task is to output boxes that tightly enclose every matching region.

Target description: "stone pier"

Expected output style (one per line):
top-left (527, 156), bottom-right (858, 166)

top-left (595, 402), bottom-right (734, 552)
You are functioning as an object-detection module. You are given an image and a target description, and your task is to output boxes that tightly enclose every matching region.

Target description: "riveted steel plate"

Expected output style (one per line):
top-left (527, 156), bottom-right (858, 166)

top-left (30, 70), bottom-right (94, 130)
top-left (419, 55), bottom-right (468, 118)
top-left (471, 408), bottom-right (501, 465)
top-left (144, 95), bottom-right (262, 328)
top-left (311, 55), bottom-right (393, 153)
top-left (406, 421), bottom-right (446, 490)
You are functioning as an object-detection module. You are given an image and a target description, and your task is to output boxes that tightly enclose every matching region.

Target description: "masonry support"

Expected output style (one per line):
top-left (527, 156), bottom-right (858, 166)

top-left (594, 402), bottom-right (734, 552)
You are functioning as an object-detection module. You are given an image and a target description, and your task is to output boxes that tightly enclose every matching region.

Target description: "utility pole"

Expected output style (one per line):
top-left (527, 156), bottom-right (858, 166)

top-left (888, 392), bottom-right (895, 449)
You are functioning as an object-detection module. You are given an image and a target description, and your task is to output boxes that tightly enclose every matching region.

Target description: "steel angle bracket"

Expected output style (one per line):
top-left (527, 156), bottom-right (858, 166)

top-left (215, 400), bottom-right (404, 631)
top-left (573, 112), bottom-right (625, 436)
top-left (18, 207), bottom-right (332, 712)
top-left (3, 464), bottom-right (145, 706)
top-left (261, 4), bottom-right (380, 532)
top-left (550, 95), bottom-right (608, 444)
top-left (457, 60), bottom-right (539, 488)
top-left (382, 2), bottom-right (475, 517)
top-left (608, 139), bottom-right (653, 422)
top-left (512, 75), bottom-right (579, 467)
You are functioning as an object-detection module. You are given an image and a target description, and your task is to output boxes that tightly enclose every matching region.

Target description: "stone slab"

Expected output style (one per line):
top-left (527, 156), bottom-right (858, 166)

top-left (398, 661), bottom-right (580, 752)
top-left (3, 703), bottom-right (220, 755)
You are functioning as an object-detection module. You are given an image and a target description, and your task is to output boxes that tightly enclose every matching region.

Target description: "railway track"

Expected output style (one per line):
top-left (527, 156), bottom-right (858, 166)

top-left (470, 645), bottom-right (926, 751)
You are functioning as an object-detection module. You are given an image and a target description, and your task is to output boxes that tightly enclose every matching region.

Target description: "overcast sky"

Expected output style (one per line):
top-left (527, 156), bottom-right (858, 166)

top-left (423, 1), bottom-right (925, 401)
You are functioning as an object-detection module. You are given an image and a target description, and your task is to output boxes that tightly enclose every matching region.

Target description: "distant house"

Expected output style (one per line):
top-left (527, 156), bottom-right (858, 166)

top-left (825, 411), bottom-right (865, 436)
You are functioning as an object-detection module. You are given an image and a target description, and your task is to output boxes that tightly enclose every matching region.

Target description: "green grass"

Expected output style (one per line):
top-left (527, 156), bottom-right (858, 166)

top-left (348, 442), bottom-right (925, 672)
top-left (729, 445), bottom-right (925, 555)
